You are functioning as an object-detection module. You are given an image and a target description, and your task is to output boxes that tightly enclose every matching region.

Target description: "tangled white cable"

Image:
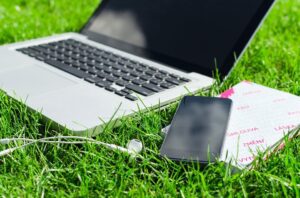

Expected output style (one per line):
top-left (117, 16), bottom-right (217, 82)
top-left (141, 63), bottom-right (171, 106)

top-left (0, 136), bottom-right (143, 157)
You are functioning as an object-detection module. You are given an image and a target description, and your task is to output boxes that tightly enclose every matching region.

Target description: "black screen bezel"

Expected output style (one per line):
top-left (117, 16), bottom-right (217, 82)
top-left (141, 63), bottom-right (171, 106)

top-left (81, 0), bottom-right (275, 78)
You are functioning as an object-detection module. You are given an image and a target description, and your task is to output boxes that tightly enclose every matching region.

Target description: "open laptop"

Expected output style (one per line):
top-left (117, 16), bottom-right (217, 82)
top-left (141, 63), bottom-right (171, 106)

top-left (0, 0), bottom-right (275, 136)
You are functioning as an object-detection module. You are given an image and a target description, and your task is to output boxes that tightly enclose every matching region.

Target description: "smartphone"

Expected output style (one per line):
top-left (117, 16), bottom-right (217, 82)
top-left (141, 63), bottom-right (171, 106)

top-left (160, 96), bottom-right (232, 163)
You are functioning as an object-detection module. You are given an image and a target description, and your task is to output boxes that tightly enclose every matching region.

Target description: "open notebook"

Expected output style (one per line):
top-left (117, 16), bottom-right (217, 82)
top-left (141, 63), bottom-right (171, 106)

top-left (162, 81), bottom-right (300, 168)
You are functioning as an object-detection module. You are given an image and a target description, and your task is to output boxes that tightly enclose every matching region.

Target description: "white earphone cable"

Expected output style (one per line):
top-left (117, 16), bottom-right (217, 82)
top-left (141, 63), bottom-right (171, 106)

top-left (0, 136), bottom-right (143, 157)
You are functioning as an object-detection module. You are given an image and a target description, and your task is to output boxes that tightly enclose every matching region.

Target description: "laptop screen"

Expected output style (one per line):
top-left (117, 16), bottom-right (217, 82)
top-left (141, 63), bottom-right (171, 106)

top-left (82, 0), bottom-right (274, 78)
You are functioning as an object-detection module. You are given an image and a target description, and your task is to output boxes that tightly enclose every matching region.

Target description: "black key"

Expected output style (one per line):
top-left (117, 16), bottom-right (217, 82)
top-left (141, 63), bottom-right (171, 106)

top-left (160, 82), bottom-right (175, 89)
top-left (79, 65), bottom-right (89, 71)
top-left (112, 71), bottom-right (123, 77)
top-left (71, 61), bottom-right (81, 68)
top-left (63, 58), bottom-right (73, 65)
top-left (93, 50), bottom-right (103, 56)
top-left (169, 73), bottom-right (181, 79)
top-left (97, 71), bottom-right (106, 79)
top-left (51, 44), bottom-right (59, 49)
top-left (22, 47), bottom-right (39, 54)
top-left (118, 59), bottom-right (128, 65)
top-left (108, 54), bottom-right (118, 62)
top-left (27, 47), bottom-right (42, 54)
top-left (121, 88), bottom-right (133, 94)
top-left (125, 95), bottom-right (138, 101)
top-left (28, 52), bottom-right (38, 57)
top-left (140, 75), bottom-right (152, 81)
top-left (36, 56), bottom-right (45, 61)
top-left (87, 54), bottom-right (97, 60)
top-left (101, 53), bottom-right (110, 59)
top-left (139, 63), bottom-right (149, 69)
top-left (96, 80), bottom-right (112, 88)
top-left (89, 48), bottom-right (99, 54)
top-left (84, 77), bottom-right (103, 84)
top-left (135, 66), bottom-right (144, 72)
top-left (78, 50), bottom-right (87, 56)
top-left (78, 58), bottom-right (88, 64)
top-left (115, 80), bottom-right (129, 87)
top-left (145, 70), bottom-right (156, 76)
top-left (150, 78), bottom-right (163, 85)
top-left (87, 60), bottom-right (96, 67)
top-left (103, 73), bottom-right (112, 79)
top-left (56, 44), bottom-right (66, 49)
top-left (132, 79), bottom-right (146, 85)
top-left (23, 50), bottom-right (36, 56)
top-left (115, 91), bottom-right (128, 97)
top-left (78, 44), bottom-right (90, 50)
top-left (48, 56), bottom-right (58, 61)
top-left (105, 86), bottom-right (117, 92)
top-left (63, 51), bottom-right (72, 57)
top-left (122, 75), bottom-right (135, 82)
top-left (165, 77), bottom-right (181, 85)
top-left (111, 63), bottom-right (123, 71)
top-left (56, 48), bottom-right (65, 54)
top-left (120, 67), bottom-right (132, 73)
top-left (126, 63), bottom-right (136, 69)
top-left (56, 55), bottom-right (65, 61)
top-left (39, 44), bottom-right (52, 49)
top-left (102, 59), bottom-right (113, 66)
top-left (148, 66), bottom-right (158, 71)
top-left (31, 46), bottom-right (51, 55)
top-left (103, 67), bottom-right (113, 74)
top-left (129, 70), bottom-right (142, 77)
top-left (105, 75), bottom-right (119, 82)
top-left (39, 53), bottom-right (51, 60)
top-left (95, 64), bottom-right (105, 70)
top-left (95, 57), bottom-right (105, 63)
top-left (126, 84), bottom-right (154, 96)
top-left (160, 70), bottom-right (169, 75)
top-left (180, 77), bottom-right (191, 82)
top-left (129, 60), bottom-right (139, 65)
top-left (155, 73), bottom-right (167, 80)
top-left (45, 59), bottom-right (89, 79)
top-left (142, 83), bottom-right (164, 92)
top-left (87, 68), bottom-right (98, 75)
top-left (70, 54), bottom-right (80, 60)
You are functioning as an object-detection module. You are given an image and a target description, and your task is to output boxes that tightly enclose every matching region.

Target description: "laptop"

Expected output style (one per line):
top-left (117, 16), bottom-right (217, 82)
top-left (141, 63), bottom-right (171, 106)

top-left (0, 0), bottom-right (275, 136)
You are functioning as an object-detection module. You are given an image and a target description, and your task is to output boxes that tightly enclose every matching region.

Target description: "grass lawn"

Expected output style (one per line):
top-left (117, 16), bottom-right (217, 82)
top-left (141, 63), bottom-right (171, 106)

top-left (0, 0), bottom-right (300, 197)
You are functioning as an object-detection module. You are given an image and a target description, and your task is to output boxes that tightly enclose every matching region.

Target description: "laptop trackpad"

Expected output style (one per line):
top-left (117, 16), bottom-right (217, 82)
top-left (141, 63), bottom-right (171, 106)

top-left (0, 65), bottom-right (77, 99)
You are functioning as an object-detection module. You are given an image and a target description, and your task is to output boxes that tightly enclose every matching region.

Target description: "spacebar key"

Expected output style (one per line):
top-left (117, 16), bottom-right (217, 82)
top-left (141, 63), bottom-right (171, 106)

top-left (45, 59), bottom-right (88, 79)
top-left (126, 84), bottom-right (154, 96)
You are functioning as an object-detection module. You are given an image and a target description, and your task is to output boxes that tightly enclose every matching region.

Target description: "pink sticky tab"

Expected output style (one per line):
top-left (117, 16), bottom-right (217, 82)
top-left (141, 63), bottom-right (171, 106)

top-left (220, 88), bottom-right (234, 98)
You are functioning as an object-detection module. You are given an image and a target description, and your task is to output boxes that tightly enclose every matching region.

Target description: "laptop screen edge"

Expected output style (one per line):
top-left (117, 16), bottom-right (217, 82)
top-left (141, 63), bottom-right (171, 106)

top-left (80, 0), bottom-right (276, 79)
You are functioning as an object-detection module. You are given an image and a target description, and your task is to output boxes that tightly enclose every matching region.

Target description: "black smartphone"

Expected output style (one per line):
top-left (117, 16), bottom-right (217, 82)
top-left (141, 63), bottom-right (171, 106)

top-left (160, 96), bottom-right (232, 163)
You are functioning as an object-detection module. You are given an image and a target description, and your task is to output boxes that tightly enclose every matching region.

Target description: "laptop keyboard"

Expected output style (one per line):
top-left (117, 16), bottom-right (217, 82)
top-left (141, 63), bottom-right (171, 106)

top-left (16, 39), bottom-right (190, 101)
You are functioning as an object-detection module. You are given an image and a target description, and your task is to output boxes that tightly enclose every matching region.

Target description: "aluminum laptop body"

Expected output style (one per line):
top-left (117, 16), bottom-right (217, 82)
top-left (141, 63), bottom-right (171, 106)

top-left (0, 0), bottom-right (275, 136)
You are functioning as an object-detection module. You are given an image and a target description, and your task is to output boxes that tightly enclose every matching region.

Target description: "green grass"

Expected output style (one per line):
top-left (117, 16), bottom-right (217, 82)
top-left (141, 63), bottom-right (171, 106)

top-left (0, 0), bottom-right (300, 196)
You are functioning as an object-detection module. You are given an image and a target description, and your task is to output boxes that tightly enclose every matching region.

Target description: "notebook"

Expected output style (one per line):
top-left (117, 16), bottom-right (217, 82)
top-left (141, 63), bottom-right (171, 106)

top-left (162, 81), bottom-right (300, 168)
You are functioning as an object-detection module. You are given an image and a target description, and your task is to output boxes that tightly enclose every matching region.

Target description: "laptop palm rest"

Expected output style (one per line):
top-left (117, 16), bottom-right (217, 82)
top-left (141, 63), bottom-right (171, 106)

top-left (0, 65), bottom-right (77, 99)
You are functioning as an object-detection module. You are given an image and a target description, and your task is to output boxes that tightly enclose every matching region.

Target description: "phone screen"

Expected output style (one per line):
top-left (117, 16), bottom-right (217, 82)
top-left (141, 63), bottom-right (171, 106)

top-left (160, 96), bottom-right (232, 163)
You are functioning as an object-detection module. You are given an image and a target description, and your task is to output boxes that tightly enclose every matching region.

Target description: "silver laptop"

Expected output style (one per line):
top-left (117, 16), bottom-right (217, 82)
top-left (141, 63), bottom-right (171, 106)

top-left (0, 0), bottom-right (275, 136)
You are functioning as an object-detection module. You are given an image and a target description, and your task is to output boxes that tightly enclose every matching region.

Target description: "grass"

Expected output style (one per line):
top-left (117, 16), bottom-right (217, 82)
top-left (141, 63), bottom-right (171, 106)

top-left (0, 0), bottom-right (299, 196)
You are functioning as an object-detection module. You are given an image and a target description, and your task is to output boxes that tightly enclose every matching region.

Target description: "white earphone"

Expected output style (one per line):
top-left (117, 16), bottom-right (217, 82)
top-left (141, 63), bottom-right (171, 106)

top-left (0, 136), bottom-right (143, 157)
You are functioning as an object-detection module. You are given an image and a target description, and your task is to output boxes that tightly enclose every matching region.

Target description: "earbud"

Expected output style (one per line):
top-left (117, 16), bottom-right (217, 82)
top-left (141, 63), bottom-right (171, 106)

top-left (127, 139), bottom-right (143, 154)
top-left (0, 136), bottom-right (143, 157)
top-left (101, 139), bottom-right (143, 156)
